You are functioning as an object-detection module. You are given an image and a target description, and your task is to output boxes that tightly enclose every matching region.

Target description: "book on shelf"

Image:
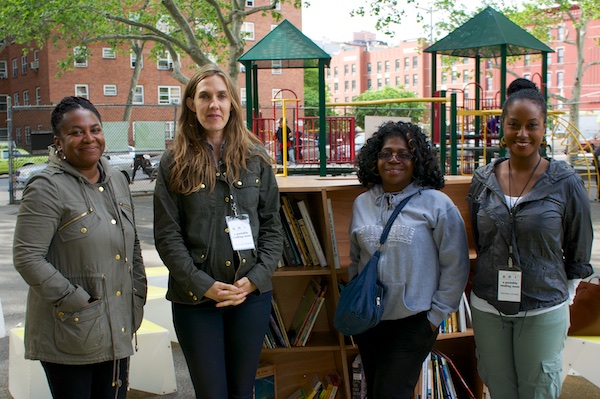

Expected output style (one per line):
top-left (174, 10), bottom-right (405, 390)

top-left (280, 195), bottom-right (310, 266)
top-left (326, 198), bottom-right (341, 269)
top-left (288, 277), bottom-right (323, 345)
top-left (295, 283), bottom-right (328, 347)
top-left (323, 371), bottom-right (341, 399)
top-left (297, 200), bottom-right (328, 267)
top-left (270, 296), bottom-right (291, 347)
top-left (253, 363), bottom-right (276, 399)
top-left (432, 349), bottom-right (476, 399)
top-left (285, 387), bottom-right (304, 399)
top-left (297, 215), bottom-right (320, 267)
top-left (301, 373), bottom-right (323, 399)
top-left (280, 211), bottom-right (303, 267)
top-left (352, 354), bottom-right (367, 399)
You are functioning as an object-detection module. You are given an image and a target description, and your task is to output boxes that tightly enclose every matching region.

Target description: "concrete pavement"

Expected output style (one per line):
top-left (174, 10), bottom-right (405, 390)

top-left (1, 190), bottom-right (599, 399)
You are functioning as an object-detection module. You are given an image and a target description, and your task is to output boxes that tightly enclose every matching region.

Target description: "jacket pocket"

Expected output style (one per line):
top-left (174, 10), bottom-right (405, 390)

top-left (54, 299), bottom-right (108, 355)
top-left (232, 173), bottom-right (261, 209)
top-left (133, 293), bottom-right (145, 332)
top-left (57, 210), bottom-right (101, 243)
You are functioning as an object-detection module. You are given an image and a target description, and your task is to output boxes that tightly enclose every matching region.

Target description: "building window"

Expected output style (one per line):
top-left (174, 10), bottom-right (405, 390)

top-left (524, 54), bottom-right (530, 66)
top-left (367, 79), bottom-right (372, 89)
top-left (385, 61), bottom-right (390, 72)
top-left (557, 48), bottom-right (564, 64)
top-left (23, 90), bottom-right (29, 105)
top-left (0, 61), bottom-right (7, 79)
top-left (385, 78), bottom-right (390, 86)
top-left (157, 52), bottom-right (171, 70)
top-left (352, 80), bottom-right (356, 92)
top-left (271, 60), bottom-right (282, 75)
top-left (463, 70), bottom-right (469, 83)
top-left (35, 87), bottom-right (41, 105)
top-left (130, 52), bottom-right (143, 69)
top-left (25, 126), bottom-right (31, 145)
top-left (12, 59), bottom-right (17, 78)
top-left (75, 84), bottom-right (89, 99)
top-left (413, 56), bottom-right (418, 69)
top-left (344, 64), bottom-right (349, 76)
top-left (441, 73), bottom-right (447, 84)
top-left (272, 89), bottom-right (282, 107)
top-left (524, 73), bottom-right (531, 80)
top-left (462, 57), bottom-right (468, 64)
top-left (557, 71), bottom-right (564, 87)
top-left (344, 81), bottom-right (349, 92)
top-left (557, 25), bottom-right (565, 41)
top-left (334, 82), bottom-right (338, 93)
top-left (452, 71), bottom-right (457, 84)
top-left (351, 64), bottom-right (356, 75)
top-left (165, 121), bottom-right (176, 140)
top-left (404, 75), bottom-right (410, 87)
top-left (133, 86), bottom-right (144, 104)
top-left (104, 85), bottom-right (118, 96)
top-left (103, 48), bottom-right (117, 59)
top-left (14, 93), bottom-right (19, 106)
top-left (158, 86), bottom-right (181, 104)
top-left (413, 74), bottom-right (418, 86)
top-left (241, 22), bottom-right (255, 40)
top-left (33, 50), bottom-right (39, 62)
top-left (404, 57), bottom-right (410, 69)
top-left (246, 0), bottom-right (254, 6)
top-left (21, 55), bottom-right (27, 75)
top-left (486, 60), bottom-right (492, 69)
top-left (377, 61), bottom-right (382, 73)
top-left (377, 78), bottom-right (382, 88)
top-left (395, 59), bottom-right (400, 71)
top-left (547, 53), bottom-right (552, 65)
top-left (486, 77), bottom-right (492, 91)
top-left (395, 76), bottom-right (400, 86)
top-left (73, 47), bottom-right (88, 68)
top-left (0, 95), bottom-right (7, 112)
top-left (546, 72), bottom-right (552, 88)
top-left (334, 67), bottom-right (338, 77)
top-left (240, 88), bottom-right (246, 107)
top-left (367, 63), bottom-right (371, 74)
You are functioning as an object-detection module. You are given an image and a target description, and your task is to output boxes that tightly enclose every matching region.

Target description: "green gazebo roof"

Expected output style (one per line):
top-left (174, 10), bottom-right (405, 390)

top-left (238, 19), bottom-right (331, 68)
top-left (424, 6), bottom-right (553, 58)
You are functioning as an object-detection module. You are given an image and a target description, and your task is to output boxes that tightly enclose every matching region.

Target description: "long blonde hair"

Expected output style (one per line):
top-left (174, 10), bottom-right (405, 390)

top-left (169, 64), bottom-right (267, 194)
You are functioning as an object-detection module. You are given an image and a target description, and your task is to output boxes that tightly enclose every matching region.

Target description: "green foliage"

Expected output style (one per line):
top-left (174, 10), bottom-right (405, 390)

top-left (303, 64), bottom-right (334, 117)
top-left (352, 86), bottom-right (426, 127)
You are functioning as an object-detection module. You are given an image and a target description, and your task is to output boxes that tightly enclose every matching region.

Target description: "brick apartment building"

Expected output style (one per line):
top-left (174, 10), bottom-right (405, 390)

top-left (0, 0), bottom-right (303, 149)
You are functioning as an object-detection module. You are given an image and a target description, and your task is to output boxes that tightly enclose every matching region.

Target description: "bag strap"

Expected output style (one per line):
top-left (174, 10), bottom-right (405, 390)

top-left (379, 194), bottom-right (415, 245)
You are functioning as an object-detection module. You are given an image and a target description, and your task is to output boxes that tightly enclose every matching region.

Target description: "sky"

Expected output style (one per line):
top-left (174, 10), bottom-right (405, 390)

top-left (301, 0), bottom-right (433, 44)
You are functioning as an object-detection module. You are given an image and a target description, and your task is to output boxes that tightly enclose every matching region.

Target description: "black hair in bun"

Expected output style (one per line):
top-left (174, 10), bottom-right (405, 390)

top-left (502, 78), bottom-right (547, 121)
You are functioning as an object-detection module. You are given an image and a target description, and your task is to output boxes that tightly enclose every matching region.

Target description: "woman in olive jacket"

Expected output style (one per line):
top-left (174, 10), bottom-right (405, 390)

top-left (13, 97), bottom-right (147, 399)
top-left (153, 64), bottom-right (282, 399)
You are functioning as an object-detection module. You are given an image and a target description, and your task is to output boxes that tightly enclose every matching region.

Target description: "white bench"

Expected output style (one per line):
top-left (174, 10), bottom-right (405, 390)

top-left (144, 285), bottom-right (177, 342)
top-left (562, 336), bottom-right (600, 388)
top-left (9, 318), bottom-right (177, 398)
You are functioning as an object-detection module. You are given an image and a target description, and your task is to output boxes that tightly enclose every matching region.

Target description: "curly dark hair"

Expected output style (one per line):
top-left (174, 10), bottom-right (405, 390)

top-left (502, 78), bottom-right (547, 122)
top-left (51, 96), bottom-right (102, 137)
top-left (356, 121), bottom-right (444, 190)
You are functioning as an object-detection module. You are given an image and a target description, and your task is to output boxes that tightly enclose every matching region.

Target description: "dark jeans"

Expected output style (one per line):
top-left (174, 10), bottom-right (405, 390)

top-left (173, 291), bottom-right (273, 399)
top-left (354, 311), bottom-right (439, 399)
top-left (41, 358), bottom-right (128, 399)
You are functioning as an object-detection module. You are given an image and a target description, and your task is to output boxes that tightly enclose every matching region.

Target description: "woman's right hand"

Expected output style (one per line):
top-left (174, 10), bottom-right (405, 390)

top-left (205, 281), bottom-right (250, 307)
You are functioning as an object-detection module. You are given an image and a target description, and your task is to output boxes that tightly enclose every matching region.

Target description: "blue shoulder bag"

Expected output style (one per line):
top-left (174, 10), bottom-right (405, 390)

top-left (334, 194), bottom-right (414, 336)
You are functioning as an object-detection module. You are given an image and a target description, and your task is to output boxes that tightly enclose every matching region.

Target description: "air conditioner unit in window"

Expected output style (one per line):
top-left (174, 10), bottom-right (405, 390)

top-left (30, 61), bottom-right (39, 70)
top-left (168, 61), bottom-right (174, 70)
top-left (171, 98), bottom-right (181, 105)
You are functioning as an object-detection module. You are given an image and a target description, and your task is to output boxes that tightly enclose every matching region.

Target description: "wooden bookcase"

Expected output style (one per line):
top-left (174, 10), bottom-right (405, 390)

top-left (264, 175), bottom-right (480, 399)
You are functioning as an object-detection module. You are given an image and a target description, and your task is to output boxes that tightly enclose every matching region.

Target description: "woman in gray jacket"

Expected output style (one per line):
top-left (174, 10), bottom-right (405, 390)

top-left (153, 64), bottom-right (282, 399)
top-left (13, 96), bottom-right (147, 399)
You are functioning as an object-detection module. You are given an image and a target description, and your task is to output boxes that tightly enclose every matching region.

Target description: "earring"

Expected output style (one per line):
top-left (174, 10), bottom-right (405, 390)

top-left (541, 138), bottom-right (548, 148)
top-left (499, 137), bottom-right (507, 148)
top-left (55, 147), bottom-right (66, 160)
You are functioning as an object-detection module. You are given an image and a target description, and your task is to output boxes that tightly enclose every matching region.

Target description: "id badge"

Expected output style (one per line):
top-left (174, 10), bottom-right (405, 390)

top-left (498, 269), bottom-right (522, 302)
top-left (225, 214), bottom-right (255, 251)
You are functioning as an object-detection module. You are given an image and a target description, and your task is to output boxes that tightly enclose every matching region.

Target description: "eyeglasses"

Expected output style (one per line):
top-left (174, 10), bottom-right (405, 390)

top-left (377, 151), bottom-right (413, 162)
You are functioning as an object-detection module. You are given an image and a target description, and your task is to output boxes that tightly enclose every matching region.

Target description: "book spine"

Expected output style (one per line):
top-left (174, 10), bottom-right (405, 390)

top-left (280, 196), bottom-right (309, 265)
top-left (298, 200), bottom-right (328, 267)
top-left (326, 198), bottom-right (341, 269)
top-left (298, 217), bottom-right (320, 266)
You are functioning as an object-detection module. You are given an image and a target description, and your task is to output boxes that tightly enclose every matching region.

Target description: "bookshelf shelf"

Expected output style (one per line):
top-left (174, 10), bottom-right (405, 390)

top-left (264, 175), bottom-right (481, 399)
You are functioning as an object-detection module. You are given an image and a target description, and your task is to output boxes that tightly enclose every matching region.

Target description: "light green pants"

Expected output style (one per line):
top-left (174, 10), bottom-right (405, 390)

top-left (471, 303), bottom-right (569, 399)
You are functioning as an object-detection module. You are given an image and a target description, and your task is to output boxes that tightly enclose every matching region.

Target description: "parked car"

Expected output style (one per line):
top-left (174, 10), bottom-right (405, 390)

top-left (580, 131), bottom-right (600, 152)
top-left (0, 146), bottom-right (48, 175)
top-left (102, 153), bottom-right (134, 182)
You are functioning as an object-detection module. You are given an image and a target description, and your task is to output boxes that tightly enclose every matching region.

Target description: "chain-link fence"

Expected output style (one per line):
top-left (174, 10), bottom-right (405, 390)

top-left (8, 104), bottom-right (177, 203)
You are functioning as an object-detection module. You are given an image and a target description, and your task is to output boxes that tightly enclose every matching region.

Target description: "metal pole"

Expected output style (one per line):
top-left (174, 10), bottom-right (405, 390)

top-left (7, 97), bottom-right (14, 204)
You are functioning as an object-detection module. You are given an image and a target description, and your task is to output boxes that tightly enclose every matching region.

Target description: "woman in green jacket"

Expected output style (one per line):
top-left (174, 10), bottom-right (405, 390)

top-left (153, 64), bottom-right (282, 399)
top-left (13, 96), bottom-right (147, 399)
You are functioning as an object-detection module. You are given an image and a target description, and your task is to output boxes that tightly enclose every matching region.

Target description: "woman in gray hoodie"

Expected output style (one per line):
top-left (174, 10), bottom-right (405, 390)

top-left (349, 121), bottom-right (470, 399)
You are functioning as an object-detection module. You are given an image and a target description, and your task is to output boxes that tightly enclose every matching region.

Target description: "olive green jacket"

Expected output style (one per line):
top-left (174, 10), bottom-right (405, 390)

top-left (13, 151), bottom-right (147, 365)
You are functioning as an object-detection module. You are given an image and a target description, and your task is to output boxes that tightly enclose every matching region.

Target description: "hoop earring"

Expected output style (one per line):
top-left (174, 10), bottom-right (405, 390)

top-left (541, 138), bottom-right (548, 148)
top-left (499, 137), bottom-right (507, 148)
top-left (54, 147), bottom-right (66, 160)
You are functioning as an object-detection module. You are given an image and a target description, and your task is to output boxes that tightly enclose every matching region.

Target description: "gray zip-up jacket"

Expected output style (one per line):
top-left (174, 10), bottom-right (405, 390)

top-left (13, 150), bottom-right (147, 365)
top-left (466, 157), bottom-right (593, 312)
top-left (153, 149), bottom-right (282, 304)
top-left (349, 183), bottom-right (470, 327)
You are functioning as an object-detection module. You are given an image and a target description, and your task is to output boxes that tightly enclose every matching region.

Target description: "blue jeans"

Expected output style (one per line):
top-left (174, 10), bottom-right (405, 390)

top-left (41, 358), bottom-right (128, 399)
top-left (472, 304), bottom-right (569, 399)
top-left (354, 311), bottom-right (439, 399)
top-left (172, 291), bottom-right (272, 399)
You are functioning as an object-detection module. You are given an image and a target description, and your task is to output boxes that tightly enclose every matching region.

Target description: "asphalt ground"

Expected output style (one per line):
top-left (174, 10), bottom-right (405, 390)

top-left (0, 185), bottom-right (599, 398)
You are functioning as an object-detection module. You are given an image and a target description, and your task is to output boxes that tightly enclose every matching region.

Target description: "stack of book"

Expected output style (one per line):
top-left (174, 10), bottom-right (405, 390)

top-left (438, 292), bottom-right (472, 334)
top-left (415, 350), bottom-right (476, 399)
top-left (288, 277), bottom-right (328, 347)
top-left (285, 371), bottom-right (341, 399)
top-left (279, 195), bottom-right (327, 268)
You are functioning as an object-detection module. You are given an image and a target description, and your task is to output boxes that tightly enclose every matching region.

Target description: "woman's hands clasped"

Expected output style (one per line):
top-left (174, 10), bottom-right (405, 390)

top-left (206, 277), bottom-right (257, 307)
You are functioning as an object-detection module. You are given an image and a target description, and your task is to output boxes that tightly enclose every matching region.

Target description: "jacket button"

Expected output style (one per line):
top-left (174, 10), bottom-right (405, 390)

top-left (241, 258), bottom-right (246, 264)
top-left (121, 327), bottom-right (126, 333)
top-left (80, 227), bottom-right (88, 234)
top-left (200, 254), bottom-right (205, 259)
top-left (58, 311), bottom-right (65, 318)
top-left (225, 260), bottom-right (231, 267)
top-left (255, 178), bottom-right (260, 184)
top-left (225, 196), bottom-right (229, 202)
top-left (116, 291), bottom-right (121, 297)
top-left (225, 228), bottom-right (229, 233)
top-left (188, 291), bottom-right (194, 296)
top-left (98, 186), bottom-right (104, 192)
top-left (111, 219), bottom-right (117, 225)
top-left (74, 317), bottom-right (79, 322)
top-left (115, 254), bottom-right (121, 260)
top-left (236, 181), bottom-right (243, 186)
top-left (216, 172), bottom-right (221, 177)
top-left (201, 183), bottom-right (206, 189)
top-left (193, 296), bottom-right (198, 301)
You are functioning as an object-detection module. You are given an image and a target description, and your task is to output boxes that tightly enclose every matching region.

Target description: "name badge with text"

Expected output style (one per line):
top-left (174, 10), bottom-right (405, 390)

top-left (498, 269), bottom-right (522, 302)
top-left (225, 215), bottom-right (255, 251)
